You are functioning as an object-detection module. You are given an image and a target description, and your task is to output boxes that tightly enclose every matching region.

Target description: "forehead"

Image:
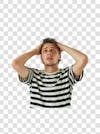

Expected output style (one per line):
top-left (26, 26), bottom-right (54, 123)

top-left (42, 43), bottom-right (57, 49)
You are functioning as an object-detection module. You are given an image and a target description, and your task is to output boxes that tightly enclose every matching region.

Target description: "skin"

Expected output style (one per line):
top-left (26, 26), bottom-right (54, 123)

top-left (12, 42), bottom-right (88, 79)
top-left (57, 42), bottom-right (88, 77)
top-left (40, 43), bottom-right (61, 73)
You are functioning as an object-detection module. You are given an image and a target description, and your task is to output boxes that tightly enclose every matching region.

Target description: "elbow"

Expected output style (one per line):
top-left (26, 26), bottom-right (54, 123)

top-left (12, 59), bottom-right (19, 69)
top-left (83, 55), bottom-right (88, 64)
top-left (81, 55), bottom-right (88, 67)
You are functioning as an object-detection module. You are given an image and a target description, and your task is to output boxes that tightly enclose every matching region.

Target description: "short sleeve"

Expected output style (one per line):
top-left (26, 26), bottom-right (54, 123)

top-left (18, 68), bottom-right (34, 85)
top-left (68, 65), bottom-right (84, 86)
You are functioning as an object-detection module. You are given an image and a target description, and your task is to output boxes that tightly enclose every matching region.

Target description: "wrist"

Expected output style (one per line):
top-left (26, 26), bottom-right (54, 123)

top-left (32, 49), bottom-right (38, 55)
top-left (57, 42), bottom-right (65, 51)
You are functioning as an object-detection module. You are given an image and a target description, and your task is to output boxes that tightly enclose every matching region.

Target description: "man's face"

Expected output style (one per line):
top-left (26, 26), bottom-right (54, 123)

top-left (41, 43), bottom-right (61, 66)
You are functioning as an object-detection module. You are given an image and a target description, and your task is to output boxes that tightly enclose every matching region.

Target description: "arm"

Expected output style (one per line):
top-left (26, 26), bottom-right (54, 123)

top-left (12, 45), bottom-right (41, 79)
top-left (57, 42), bottom-right (88, 77)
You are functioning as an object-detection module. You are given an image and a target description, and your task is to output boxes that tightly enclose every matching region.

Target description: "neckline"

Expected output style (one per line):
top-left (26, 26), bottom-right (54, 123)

top-left (43, 69), bottom-right (60, 75)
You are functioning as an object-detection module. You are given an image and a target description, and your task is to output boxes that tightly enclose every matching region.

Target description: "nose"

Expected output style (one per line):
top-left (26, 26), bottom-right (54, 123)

top-left (46, 51), bottom-right (53, 57)
top-left (47, 53), bottom-right (52, 57)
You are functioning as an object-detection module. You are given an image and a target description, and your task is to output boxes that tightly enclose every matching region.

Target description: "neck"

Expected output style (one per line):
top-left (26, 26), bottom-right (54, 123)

top-left (44, 65), bottom-right (59, 73)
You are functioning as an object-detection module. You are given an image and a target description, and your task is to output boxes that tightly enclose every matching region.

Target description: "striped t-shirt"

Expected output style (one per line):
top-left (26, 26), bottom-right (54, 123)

top-left (18, 66), bottom-right (83, 108)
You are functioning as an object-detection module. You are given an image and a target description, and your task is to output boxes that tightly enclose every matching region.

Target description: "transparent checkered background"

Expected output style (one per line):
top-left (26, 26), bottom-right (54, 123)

top-left (0, 0), bottom-right (100, 134)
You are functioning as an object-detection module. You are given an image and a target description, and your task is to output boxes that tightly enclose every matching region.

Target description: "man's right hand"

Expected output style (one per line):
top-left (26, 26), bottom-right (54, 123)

top-left (34, 44), bottom-right (42, 55)
top-left (12, 44), bottom-right (42, 79)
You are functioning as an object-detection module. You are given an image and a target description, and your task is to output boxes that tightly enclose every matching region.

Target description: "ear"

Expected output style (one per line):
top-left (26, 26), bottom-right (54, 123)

top-left (58, 54), bottom-right (61, 62)
top-left (59, 53), bottom-right (61, 59)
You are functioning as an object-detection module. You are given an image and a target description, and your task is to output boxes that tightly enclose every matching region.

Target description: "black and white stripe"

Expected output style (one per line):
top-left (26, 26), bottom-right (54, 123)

top-left (18, 66), bottom-right (83, 108)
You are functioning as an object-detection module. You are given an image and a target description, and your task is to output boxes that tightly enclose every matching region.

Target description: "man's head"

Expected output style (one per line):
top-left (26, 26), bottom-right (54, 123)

top-left (40, 38), bottom-right (61, 66)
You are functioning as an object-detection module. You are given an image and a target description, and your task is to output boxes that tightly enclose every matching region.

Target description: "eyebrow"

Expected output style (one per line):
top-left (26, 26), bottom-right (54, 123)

top-left (42, 47), bottom-right (56, 50)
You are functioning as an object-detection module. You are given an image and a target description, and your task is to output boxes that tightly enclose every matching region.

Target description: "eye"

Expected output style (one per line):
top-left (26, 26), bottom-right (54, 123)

top-left (50, 49), bottom-right (56, 53)
top-left (50, 48), bottom-right (53, 52)
top-left (44, 49), bottom-right (47, 52)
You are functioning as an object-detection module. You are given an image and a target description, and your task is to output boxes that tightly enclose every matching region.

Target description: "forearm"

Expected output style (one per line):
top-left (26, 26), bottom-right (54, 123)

top-left (13, 49), bottom-right (38, 65)
top-left (58, 43), bottom-right (88, 64)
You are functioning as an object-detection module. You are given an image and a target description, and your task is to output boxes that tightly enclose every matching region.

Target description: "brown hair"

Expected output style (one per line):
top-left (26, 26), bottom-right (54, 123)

top-left (40, 38), bottom-right (61, 54)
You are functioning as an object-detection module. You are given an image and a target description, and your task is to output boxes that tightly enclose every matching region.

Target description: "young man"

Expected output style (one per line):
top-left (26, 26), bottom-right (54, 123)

top-left (12, 38), bottom-right (88, 108)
